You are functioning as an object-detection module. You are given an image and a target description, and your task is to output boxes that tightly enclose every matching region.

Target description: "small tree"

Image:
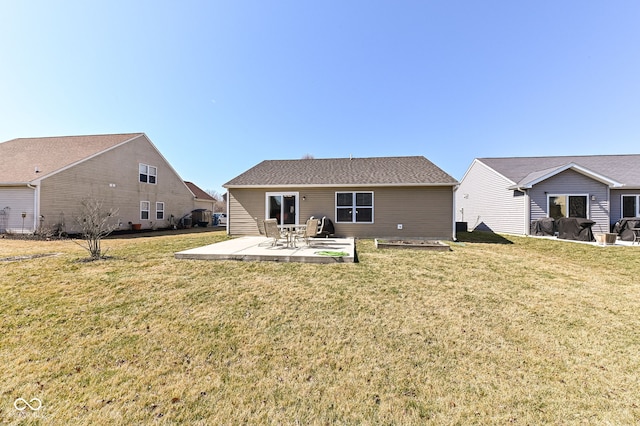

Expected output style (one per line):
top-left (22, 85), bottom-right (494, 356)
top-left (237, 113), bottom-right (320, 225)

top-left (205, 189), bottom-right (226, 213)
top-left (75, 198), bottom-right (119, 260)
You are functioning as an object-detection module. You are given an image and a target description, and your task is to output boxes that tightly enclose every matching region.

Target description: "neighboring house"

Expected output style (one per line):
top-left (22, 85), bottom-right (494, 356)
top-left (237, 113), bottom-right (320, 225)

top-left (456, 155), bottom-right (640, 235)
top-left (0, 133), bottom-right (200, 234)
top-left (185, 181), bottom-right (218, 212)
top-left (223, 156), bottom-right (458, 239)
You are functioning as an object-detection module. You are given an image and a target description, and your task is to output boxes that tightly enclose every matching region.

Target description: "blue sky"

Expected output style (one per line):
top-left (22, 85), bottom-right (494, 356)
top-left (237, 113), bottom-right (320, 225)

top-left (1, 1), bottom-right (639, 194)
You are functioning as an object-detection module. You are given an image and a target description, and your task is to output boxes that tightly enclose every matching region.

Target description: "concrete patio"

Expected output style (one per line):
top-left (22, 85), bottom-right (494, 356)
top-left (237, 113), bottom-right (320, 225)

top-left (174, 236), bottom-right (356, 263)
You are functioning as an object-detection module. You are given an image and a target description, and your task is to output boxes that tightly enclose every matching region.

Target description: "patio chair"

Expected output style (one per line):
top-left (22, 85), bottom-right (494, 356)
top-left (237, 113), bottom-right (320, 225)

top-left (256, 217), bottom-right (266, 235)
top-left (263, 219), bottom-right (288, 247)
top-left (295, 218), bottom-right (320, 247)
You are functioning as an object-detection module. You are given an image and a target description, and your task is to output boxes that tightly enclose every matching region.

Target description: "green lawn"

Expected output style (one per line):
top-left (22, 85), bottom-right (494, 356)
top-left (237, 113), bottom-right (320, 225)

top-left (1, 231), bottom-right (639, 424)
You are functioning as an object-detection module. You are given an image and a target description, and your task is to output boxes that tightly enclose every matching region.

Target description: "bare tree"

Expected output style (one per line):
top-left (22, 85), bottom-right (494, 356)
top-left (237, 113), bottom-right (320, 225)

top-left (75, 198), bottom-right (119, 260)
top-left (205, 189), bottom-right (222, 201)
top-left (301, 154), bottom-right (315, 159)
top-left (205, 189), bottom-right (226, 212)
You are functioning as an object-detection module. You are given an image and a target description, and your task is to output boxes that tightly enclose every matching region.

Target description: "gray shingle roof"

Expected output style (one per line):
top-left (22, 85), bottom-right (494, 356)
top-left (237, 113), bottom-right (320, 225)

top-left (479, 155), bottom-right (640, 188)
top-left (224, 156), bottom-right (457, 187)
top-left (0, 133), bottom-right (144, 183)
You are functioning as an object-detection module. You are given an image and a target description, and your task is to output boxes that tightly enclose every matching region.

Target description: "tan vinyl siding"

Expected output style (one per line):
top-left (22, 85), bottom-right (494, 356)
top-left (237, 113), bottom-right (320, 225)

top-left (228, 189), bottom-right (266, 235)
top-left (456, 161), bottom-right (525, 234)
top-left (39, 136), bottom-right (196, 233)
top-left (335, 186), bottom-right (453, 239)
top-left (529, 169), bottom-right (610, 233)
top-left (228, 186), bottom-right (454, 239)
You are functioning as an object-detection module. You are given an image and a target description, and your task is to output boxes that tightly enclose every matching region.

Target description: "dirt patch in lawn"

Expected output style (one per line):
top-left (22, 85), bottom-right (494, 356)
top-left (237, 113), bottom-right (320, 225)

top-left (0, 253), bottom-right (61, 262)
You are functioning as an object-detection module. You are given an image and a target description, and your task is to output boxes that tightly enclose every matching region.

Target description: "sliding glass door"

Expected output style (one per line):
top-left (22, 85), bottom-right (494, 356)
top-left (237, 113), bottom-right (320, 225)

top-left (548, 195), bottom-right (588, 219)
top-left (266, 192), bottom-right (299, 225)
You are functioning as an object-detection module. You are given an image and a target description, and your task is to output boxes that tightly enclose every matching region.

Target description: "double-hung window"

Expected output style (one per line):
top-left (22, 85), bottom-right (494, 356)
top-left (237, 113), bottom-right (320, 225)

top-left (139, 163), bottom-right (157, 184)
top-left (140, 201), bottom-right (150, 220)
top-left (156, 202), bottom-right (165, 220)
top-left (622, 195), bottom-right (640, 218)
top-left (336, 191), bottom-right (373, 223)
top-left (548, 195), bottom-right (588, 220)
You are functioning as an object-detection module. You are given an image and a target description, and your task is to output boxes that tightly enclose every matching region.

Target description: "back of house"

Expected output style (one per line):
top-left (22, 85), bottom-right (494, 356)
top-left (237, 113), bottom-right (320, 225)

top-left (456, 154), bottom-right (640, 237)
top-left (224, 156), bottom-right (458, 239)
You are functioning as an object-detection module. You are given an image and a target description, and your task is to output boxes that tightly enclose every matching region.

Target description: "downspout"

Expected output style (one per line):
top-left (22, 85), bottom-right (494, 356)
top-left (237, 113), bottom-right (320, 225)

top-left (606, 186), bottom-right (611, 232)
top-left (27, 184), bottom-right (38, 232)
top-left (226, 191), bottom-right (230, 235)
top-left (452, 184), bottom-right (459, 241)
top-left (521, 188), bottom-right (530, 236)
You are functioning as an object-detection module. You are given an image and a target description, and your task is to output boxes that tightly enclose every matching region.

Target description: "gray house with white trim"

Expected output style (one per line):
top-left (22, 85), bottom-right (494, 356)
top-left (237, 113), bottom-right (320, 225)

top-left (223, 156), bottom-right (458, 239)
top-left (456, 155), bottom-right (640, 236)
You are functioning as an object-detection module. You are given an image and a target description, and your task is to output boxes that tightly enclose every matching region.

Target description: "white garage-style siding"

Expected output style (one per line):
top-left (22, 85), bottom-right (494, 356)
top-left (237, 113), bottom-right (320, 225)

top-left (455, 160), bottom-right (526, 234)
top-left (0, 187), bottom-right (36, 233)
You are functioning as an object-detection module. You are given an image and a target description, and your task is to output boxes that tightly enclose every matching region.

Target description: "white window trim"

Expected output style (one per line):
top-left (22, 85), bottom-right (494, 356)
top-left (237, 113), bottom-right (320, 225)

top-left (547, 193), bottom-right (590, 219)
top-left (156, 202), bottom-right (165, 220)
top-left (621, 194), bottom-right (640, 218)
top-left (265, 192), bottom-right (299, 225)
top-left (140, 201), bottom-right (150, 220)
top-left (139, 163), bottom-right (157, 185)
top-left (335, 191), bottom-right (374, 224)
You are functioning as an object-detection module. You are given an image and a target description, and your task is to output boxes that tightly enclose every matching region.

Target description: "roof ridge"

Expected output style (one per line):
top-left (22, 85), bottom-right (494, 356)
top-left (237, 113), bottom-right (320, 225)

top-left (8, 132), bottom-right (144, 142)
top-left (225, 156), bottom-right (456, 187)
top-left (481, 153), bottom-right (640, 160)
top-left (263, 155), bottom-right (426, 162)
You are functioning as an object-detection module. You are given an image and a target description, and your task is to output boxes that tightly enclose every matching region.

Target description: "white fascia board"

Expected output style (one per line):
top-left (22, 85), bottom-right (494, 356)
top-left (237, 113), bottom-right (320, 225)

top-left (139, 134), bottom-right (196, 193)
top-left (458, 159), bottom-right (481, 184)
top-left (0, 182), bottom-right (32, 186)
top-left (463, 159), bottom-right (518, 186)
top-left (224, 182), bottom-right (458, 189)
top-left (32, 133), bottom-right (196, 194)
top-left (519, 163), bottom-right (623, 189)
top-left (32, 134), bottom-right (144, 181)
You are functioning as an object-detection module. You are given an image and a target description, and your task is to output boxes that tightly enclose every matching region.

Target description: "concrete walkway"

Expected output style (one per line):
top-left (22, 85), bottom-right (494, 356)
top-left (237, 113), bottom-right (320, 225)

top-left (175, 236), bottom-right (356, 263)
top-left (530, 235), bottom-right (638, 247)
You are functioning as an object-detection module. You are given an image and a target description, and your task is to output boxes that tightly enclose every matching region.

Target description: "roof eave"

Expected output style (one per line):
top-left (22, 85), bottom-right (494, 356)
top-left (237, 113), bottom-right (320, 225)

top-left (0, 182), bottom-right (34, 187)
top-left (510, 182), bottom-right (625, 191)
top-left (512, 163), bottom-right (623, 189)
top-left (224, 182), bottom-right (458, 189)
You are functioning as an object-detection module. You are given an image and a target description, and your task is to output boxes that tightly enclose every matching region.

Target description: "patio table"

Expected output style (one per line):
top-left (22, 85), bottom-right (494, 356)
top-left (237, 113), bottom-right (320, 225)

top-left (278, 224), bottom-right (307, 248)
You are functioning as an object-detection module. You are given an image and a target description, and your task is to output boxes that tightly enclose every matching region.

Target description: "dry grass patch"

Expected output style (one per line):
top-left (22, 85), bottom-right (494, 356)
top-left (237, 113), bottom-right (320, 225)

top-left (1, 231), bottom-right (639, 424)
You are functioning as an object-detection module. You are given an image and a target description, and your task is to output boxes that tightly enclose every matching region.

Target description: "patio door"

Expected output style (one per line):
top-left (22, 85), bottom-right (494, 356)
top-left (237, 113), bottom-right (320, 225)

top-left (266, 192), bottom-right (299, 225)
top-left (548, 195), bottom-right (588, 219)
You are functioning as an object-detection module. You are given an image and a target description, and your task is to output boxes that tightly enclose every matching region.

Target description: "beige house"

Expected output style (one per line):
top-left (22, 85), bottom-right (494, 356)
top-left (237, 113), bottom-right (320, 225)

top-left (223, 156), bottom-right (458, 239)
top-left (0, 133), bottom-right (202, 234)
top-left (185, 181), bottom-right (218, 212)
